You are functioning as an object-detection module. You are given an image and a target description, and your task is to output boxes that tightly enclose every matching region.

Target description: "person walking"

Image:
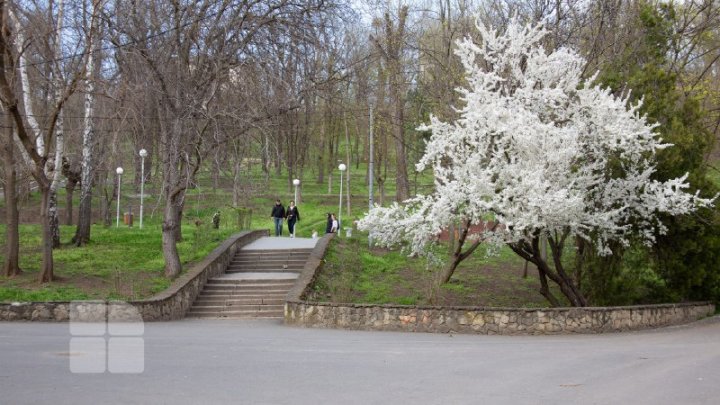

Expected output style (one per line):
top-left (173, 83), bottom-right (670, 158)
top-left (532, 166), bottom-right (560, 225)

top-left (286, 201), bottom-right (300, 238)
top-left (270, 199), bottom-right (285, 236)
top-left (330, 213), bottom-right (339, 233)
top-left (325, 213), bottom-right (333, 234)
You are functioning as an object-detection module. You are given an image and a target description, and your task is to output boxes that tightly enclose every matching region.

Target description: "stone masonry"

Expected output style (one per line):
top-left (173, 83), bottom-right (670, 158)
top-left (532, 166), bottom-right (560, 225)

top-left (0, 230), bottom-right (268, 322)
top-left (285, 301), bottom-right (715, 335)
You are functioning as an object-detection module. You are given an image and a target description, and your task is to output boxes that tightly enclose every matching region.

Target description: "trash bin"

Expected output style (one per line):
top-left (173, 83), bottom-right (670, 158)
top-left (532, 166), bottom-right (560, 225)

top-left (124, 212), bottom-right (134, 227)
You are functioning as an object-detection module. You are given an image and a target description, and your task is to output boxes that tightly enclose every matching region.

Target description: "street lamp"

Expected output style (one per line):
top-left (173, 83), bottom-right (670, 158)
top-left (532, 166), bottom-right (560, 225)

top-left (338, 163), bottom-right (346, 233)
top-left (115, 167), bottom-right (124, 227)
top-left (139, 149), bottom-right (147, 228)
top-left (292, 178), bottom-right (300, 204)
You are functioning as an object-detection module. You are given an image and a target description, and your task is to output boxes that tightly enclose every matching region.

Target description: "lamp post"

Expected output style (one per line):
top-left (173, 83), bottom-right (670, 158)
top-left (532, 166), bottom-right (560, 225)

top-left (338, 163), bottom-right (346, 232)
top-left (139, 149), bottom-right (147, 228)
top-left (115, 167), bottom-right (124, 227)
top-left (292, 178), bottom-right (300, 204)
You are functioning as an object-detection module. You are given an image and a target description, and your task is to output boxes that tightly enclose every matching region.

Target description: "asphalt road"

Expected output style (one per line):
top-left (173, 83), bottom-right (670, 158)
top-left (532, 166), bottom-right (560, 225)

top-left (1, 317), bottom-right (719, 405)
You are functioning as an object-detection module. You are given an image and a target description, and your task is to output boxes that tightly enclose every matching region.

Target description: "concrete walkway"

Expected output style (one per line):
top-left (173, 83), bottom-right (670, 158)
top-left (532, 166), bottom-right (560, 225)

top-left (1, 317), bottom-right (719, 404)
top-left (241, 236), bottom-right (319, 250)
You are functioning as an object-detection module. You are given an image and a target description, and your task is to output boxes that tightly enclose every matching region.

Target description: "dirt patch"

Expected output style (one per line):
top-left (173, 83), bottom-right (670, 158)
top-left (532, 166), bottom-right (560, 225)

top-left (311, 237), bottom-right (552, 308)
top-left (390, 261), bottom-right (548, 307)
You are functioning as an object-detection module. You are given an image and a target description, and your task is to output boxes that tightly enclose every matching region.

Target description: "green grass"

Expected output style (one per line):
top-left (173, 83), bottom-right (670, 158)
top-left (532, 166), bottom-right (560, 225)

top-left (0, 217), bottom-right (235, 302)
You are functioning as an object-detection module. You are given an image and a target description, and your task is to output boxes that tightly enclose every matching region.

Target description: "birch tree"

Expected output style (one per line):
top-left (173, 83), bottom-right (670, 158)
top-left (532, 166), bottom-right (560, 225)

top-left (73, 0), bottom-right (102, 246)
top-left (358, 18), bottom-right (715, 307)
top-left (0, 0), bottom-right (100, 282)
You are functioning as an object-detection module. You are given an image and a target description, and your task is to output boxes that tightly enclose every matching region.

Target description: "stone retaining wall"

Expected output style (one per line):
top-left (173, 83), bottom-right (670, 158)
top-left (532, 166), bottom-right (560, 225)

top-left (284, 236), bottom-right (715, 334)
top-left (0, 230), bottom-right (268, 322)
top-left (285, 301), bottom-right (715, 334)
top-left (284, 233), bottom-right (334, 303)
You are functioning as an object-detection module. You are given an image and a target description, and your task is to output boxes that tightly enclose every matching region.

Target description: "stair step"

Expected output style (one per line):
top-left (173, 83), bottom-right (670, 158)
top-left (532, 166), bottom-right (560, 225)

top-left (240, 249), bottom-right (313, 254)
top-left (199, 288), bottom-right (290, 293)
top-left (196, 296), bottom-right (287, 301)
top-left (232, 256), bottom-right (308, 260)
top-left (200, 288), bottom-right (291, 294)
top-left (188, 307), bottom-right (284, 313)
top-left (204, 283), bottom-right (294, 289)
top-left (234, 253), bottom-right (311, 257)
top-left (194, 298), bottom-right (285, 305)
top-left (186, 312), bottom-right (284, 319)
top-left (207, 279), bottom-right (296, 285)
top-left (228, 264), bottom-right (305, 270)
top-left (225, 266), bottom-right (303, 273)
top-left (231, 259), bottom-right (307, 265)
top-left (199, 292), bottom-right (291, 297)
top-left (225, 268), bottom-right (301, 274)
top-left (198, 290), bottom-right (290, 296)
top-left (190, 303), bottom-right (284, 310)
top-left (230, 260), bottom-right (307, 266)
top-left (197, 291), bottom-right (288, 300)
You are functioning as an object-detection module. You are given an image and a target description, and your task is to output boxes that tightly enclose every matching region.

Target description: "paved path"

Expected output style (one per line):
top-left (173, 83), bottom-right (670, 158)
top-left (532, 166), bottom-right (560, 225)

top-left (1, 317), bottom-right (719, 404)
top-left (242, 236), bottom-right (319, 250)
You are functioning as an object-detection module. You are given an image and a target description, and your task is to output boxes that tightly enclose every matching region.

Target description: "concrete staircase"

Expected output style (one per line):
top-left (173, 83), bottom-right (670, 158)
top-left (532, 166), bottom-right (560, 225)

top-left (226, 249), bottom-right (312, 274)
top-left (187, 247), bottom-right (313, 319)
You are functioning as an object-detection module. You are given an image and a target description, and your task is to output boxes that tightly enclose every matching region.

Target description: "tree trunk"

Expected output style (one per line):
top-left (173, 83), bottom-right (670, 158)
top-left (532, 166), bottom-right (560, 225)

top-left (101, 171), bottom-right (112, 227)
top-left (73, 126), bottom-right (94, 244)
top-left (343, 112), bottom-right (352, 216)
top-left (377, 177), bottom-right (385, 206)
top-left (39, 185), bottom-right (55, 282)
top-left (75, 178), bottom-right (93, 244)
top-left (65, 181), bottom-right (75, 225)
top-left (162, 196), bottom-right (182, 279)
top-left (173, 201), bottom-right (184, 242)
top-left (536, 266), bottom-right (561, 307)
top-left (49, 189), bottom-right (60, 248)
top-left (3, 120), bottom-right (21, 277)
top-left (232, 158), bottom-right (241, 207)
top-left (162, 113), bottom-right (185, 277)
top-left (392, 82), bottom-right (409, 202)
top-left (318, 117), bottom-right (325, 184)
top-left (438, 220), bottom-right (483, 285)
top-left (48, 0), bottom-right (66, 249)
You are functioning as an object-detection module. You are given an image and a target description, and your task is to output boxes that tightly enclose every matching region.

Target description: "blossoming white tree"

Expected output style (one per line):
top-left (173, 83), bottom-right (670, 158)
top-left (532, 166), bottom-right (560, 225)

top-left (357, 18), bottom-right (714, 307)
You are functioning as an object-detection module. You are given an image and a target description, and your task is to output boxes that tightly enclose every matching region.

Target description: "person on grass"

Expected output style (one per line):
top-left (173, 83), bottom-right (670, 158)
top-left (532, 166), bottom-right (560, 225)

top-left (325, 213), bottom-right (333, 234)
top-left (330, 213), bottom-right (339, 233)
top-left (286, 201), bottom-right (300, 238)
top-left (270, 199), bottom-right (285, 236)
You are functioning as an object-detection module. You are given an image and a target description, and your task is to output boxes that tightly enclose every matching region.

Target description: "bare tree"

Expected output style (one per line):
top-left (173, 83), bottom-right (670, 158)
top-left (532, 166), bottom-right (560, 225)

top-left (0, 0), bottom-right (100, 282)
top-left (73, 0), bottom-right (102, 245)
top-left (110, 0), bottom-right (338, 278)
top-left (371, 5), bottom-right (410, 202)
top-left (2, 111), bottom-right (21, 277)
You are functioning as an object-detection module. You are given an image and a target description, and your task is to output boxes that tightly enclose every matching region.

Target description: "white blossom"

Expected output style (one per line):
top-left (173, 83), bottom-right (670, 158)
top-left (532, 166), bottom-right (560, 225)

top-left (358, 17), bottom-right (714, 257)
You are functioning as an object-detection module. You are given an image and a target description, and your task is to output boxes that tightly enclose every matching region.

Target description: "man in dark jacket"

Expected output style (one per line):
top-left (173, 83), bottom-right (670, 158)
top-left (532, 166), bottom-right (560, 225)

top-left (325, 213), bottom-right (333, 234)
top-left (271, 199), bottom-right (285, 236)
